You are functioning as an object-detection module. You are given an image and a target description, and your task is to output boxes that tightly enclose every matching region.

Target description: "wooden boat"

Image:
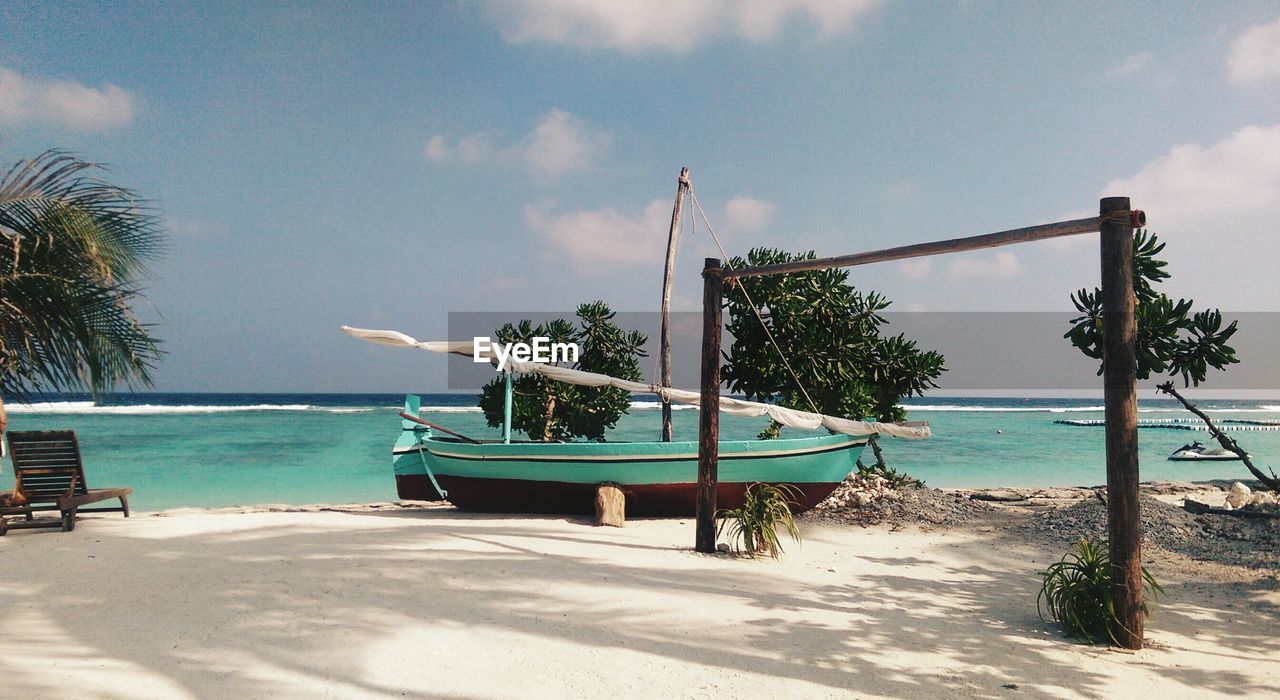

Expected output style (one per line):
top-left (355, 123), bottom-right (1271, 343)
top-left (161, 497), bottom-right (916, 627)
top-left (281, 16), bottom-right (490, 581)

top-left (347, 171), bottom-right (928, 515)
top-left (393, 396), bottom-right (868, 514)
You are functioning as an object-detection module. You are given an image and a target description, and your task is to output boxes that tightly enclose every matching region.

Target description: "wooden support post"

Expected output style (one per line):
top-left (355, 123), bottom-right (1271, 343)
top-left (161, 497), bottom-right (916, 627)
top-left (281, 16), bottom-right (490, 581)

top-left (595, 482), bottom-right (625, 527)
top-left (1100, 195), bottom-right (1143, 650)
top-left (660, 167), bottom-right (690, 442)
top-left (696, 258), bottom-right (723, 553)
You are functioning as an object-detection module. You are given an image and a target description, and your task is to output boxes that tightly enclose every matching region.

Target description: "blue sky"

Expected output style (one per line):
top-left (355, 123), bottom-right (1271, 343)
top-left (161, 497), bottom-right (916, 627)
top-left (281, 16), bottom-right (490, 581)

top-left (1, 1), bottom-right (1278, 392)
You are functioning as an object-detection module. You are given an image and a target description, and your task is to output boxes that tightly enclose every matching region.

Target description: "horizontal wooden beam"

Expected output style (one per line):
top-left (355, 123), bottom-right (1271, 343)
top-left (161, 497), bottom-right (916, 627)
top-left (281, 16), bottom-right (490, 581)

top-left (725, 215), bottom-right (1116, 279)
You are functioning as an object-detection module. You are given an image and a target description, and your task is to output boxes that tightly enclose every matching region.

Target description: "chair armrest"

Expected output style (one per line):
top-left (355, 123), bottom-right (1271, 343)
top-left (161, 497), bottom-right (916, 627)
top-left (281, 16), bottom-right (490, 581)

top-left (61, 474), bottom-right (80, 501)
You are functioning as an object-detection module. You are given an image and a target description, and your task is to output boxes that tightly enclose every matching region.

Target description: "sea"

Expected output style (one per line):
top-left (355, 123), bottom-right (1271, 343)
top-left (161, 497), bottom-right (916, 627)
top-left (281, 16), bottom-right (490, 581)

top-left (5, 393), bottom-right (1280, 511)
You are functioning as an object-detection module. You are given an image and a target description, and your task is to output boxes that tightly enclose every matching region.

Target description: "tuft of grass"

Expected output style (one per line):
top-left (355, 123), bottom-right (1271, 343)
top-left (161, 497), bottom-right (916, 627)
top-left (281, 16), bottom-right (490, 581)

top-left (716, 482), bottom-right (802, 558)
top-left (1038, 538), bottom-right (1164, 645)
top-left (856, 461), bottom-right (924, 489)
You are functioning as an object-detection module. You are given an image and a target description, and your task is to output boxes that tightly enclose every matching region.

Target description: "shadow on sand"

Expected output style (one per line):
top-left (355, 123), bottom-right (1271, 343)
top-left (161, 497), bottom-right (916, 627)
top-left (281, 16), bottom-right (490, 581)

top-left (1, 507), bottom-right (1276, 698)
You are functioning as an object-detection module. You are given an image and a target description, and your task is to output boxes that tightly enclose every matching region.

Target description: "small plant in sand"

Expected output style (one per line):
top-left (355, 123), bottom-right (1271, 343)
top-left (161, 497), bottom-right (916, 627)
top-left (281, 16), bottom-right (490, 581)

top-left (716, 482), bottom-right (801, 559)
top-left (1038, 538), bottom-right (1164, 645)
top-left (856, 459), bottom-right (924, 489)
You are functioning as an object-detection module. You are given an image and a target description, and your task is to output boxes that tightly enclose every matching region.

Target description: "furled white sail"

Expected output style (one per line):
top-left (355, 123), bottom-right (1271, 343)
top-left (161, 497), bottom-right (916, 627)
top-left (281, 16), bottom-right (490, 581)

top-left (341, 325), bottom-right (930, 440)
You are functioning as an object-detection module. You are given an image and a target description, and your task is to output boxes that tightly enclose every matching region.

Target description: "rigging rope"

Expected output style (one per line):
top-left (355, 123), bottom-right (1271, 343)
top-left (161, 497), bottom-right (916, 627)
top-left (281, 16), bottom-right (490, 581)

top-left (688, 188), bottom-right (821, 415)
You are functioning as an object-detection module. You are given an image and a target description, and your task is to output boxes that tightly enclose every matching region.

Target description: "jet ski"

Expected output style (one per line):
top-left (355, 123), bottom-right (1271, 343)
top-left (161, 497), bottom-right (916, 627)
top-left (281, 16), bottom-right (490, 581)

top-left (1168, 441), bottom-right (1242, 461)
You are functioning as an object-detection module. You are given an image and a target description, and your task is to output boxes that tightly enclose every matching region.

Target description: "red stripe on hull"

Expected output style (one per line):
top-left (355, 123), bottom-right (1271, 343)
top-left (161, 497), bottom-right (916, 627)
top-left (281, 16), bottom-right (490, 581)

top-left (395, 474), bottom-right (838, 516)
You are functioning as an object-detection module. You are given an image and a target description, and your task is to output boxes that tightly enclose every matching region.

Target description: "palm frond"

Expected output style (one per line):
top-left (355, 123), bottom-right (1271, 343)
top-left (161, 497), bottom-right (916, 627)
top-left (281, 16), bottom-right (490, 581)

top-left (0, 151), bottom-right (163, 283)
top-left (0, 151), bottom-right (163, 401)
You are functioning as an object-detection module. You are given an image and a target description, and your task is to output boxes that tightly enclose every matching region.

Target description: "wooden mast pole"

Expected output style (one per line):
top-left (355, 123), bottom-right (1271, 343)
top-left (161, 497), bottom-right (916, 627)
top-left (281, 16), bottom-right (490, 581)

top-left (660, 167), bottom-right (691, 442)
top-left (1100, 196), bottom-right (1143, 649)
top-left (696, 257), bottom-right (723, 553)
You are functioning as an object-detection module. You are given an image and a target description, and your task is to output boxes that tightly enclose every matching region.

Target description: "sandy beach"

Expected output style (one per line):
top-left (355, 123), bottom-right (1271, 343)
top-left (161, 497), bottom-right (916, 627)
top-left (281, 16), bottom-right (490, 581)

top-left (4, 2), bottom-right (1279, 698)
top-left (2, 498), bottom-right (1276, 699)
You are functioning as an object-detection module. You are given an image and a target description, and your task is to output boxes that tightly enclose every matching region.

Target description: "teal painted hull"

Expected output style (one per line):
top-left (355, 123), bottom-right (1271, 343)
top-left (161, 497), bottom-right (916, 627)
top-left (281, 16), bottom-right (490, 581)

top-left (395, 432), bottom-right (866, 484)
top-left (392, 408), bottom-right (867, 514)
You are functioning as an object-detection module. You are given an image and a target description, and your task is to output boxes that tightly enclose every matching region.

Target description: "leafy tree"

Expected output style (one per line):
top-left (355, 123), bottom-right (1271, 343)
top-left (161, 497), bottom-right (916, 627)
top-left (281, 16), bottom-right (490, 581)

top-left (721, 248), bottom-right (945, 440)
top-left (1065, 229), bottom-right (1238, 386)
top-left (1065, 230), bottom-right (1278, 490)
top-left (0, 152), bottom-right (163, 433)
top-left (478, 302), bottom-right (647, 441)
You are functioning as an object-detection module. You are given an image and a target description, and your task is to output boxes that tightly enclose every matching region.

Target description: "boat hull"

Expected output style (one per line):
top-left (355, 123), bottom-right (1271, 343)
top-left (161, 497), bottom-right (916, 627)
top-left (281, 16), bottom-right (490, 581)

top-left (394, 474), bottom-right (847, 515)
top-left (1168, 452), bottom-right (1242, 461)
top-left (393, 430), bottom-right (867, 515)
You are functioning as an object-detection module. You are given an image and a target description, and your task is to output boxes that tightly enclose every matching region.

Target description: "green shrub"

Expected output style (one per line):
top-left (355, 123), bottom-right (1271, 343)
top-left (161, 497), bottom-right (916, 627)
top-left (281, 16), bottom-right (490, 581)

top-left (1038, 538), bottom-right (1164, 644)
top-left (716, 483), bottom-right (802, 558)
top-left (721, 248), bottom-right (945, 435)
top-left (856, 460), bottom-right (924, 489)
top-left (477, 302), bottom-right (647, 441)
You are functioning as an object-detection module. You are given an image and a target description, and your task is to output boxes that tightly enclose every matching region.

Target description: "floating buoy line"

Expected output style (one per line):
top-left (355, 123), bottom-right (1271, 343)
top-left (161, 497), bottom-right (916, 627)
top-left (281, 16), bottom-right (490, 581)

top-left (1055, 417), bottom-right (1280, 431)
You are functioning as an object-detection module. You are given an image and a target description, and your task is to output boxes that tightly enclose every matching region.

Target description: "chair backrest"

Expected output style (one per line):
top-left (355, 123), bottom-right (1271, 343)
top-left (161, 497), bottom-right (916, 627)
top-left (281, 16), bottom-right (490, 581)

top-left (6, 431), bottom-right (89, 503)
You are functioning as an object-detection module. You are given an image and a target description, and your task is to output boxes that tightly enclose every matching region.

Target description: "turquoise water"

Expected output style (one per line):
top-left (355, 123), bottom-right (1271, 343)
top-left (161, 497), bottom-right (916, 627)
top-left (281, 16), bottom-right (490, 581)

top-left (5, 394), bottom-right (1279, 511)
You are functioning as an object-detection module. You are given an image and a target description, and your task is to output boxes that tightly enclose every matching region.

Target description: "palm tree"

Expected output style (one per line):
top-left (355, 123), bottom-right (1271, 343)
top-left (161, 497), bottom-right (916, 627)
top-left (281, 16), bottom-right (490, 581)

top-left (0, 151), bottom-right (163, 434)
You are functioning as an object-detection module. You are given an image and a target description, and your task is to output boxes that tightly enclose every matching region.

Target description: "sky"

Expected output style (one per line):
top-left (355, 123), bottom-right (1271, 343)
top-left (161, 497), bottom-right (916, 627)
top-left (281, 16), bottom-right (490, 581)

top-left (1, 1), bottom-right (1278, 393)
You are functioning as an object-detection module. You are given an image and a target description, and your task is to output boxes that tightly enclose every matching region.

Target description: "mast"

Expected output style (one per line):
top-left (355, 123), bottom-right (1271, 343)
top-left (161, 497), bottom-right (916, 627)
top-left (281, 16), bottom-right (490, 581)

top-left (659, 167), bottom-right (690, 442)
top-left (502, 369), bottom-right (513, 444)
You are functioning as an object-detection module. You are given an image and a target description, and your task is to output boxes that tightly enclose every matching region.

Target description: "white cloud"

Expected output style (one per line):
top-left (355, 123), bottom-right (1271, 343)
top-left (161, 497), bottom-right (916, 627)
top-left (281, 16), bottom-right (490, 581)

top-left (884, 178), bottom-right (918, 199)
top-left (1094, 124), bottom-right (1280, 308)
top-left (422, 132), bottom-right (498, 164)
top-left (722, 196), bottom-right (776, 232)
top-left (947, 251), bottom-right (1022, 279)
top-left (1102, 124), bottom-right (1280, 225)
top-left (456, 133), bottom-right (498, 164)
top-left (486, 0), bottom-right (881, 52)
top-left (423, 108), bottom-right (608, 177)
top-left (897, 258), bottom-right (932, 280)
top-left (1104, 52), bottom-right (1152, 80)
top-left (1042, 128), bottom-right (1280, 255)
top-left (0, 67), bottom-right (134, 131)
top-left (423, 135), bottom-right (450, 162)
top-left (521, 108), bottom-right (611, 177)
top-left (1228, 18), bottom-right (1280, 85)
top-left (525, 198), bottom-right (670, 270)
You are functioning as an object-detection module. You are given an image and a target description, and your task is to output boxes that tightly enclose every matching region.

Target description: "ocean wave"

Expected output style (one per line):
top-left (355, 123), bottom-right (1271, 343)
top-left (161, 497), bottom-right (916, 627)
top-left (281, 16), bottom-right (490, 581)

top-left (7, 402), bottom-right (375, 415)
top-left (907, 404), bottom-right (1280, 414)
top-left (419, 406), bottom-right (483, 413)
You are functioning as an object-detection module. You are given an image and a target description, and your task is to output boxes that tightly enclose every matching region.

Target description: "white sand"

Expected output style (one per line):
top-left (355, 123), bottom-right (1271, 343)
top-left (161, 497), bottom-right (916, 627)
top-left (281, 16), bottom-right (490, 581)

top-left (1, 507), bottom-right (1277, 699)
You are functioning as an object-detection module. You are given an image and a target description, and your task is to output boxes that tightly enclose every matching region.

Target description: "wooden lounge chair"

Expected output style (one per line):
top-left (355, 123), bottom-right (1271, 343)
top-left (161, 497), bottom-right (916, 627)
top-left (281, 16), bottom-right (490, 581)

top-left (0, 430), bottom-right (132, 535)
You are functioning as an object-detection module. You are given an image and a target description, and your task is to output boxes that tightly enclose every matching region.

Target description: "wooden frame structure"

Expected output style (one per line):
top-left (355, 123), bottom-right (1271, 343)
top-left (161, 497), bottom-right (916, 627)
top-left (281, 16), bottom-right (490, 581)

top-left (695, 197), bottom-right (1148, 648)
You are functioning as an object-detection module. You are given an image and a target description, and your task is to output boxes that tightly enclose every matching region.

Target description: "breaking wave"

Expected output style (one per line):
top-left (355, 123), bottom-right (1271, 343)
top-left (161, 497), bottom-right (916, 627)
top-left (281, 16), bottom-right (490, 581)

top-left (7, 402), bottom-right (375, 415)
